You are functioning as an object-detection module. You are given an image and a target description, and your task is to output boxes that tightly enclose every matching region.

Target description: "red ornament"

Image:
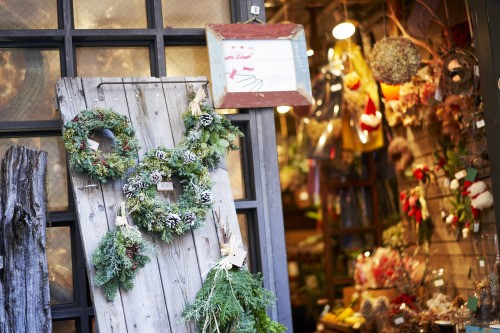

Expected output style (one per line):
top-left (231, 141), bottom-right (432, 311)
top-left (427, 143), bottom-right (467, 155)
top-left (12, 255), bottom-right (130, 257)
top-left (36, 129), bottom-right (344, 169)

top-left (413, 168), bottom-right (424, 181)
top-left (132, 266), bottom-right (136, 270)
top-left (359, 95), bottom-right (381, 132)
top-left (415, 209), bottom-right (422, 223)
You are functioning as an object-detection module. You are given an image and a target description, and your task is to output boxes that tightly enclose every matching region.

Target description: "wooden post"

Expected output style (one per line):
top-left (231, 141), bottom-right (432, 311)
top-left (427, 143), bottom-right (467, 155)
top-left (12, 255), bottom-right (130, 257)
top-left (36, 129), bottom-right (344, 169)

top-left (0, 145), bottom-right (51, 333)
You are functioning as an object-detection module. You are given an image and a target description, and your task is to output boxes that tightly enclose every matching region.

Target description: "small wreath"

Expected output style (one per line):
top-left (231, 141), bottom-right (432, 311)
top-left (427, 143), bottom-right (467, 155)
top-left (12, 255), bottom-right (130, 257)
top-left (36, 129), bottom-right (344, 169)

top-left (124, 146), bottom-right (213, 242)
top-left (62, 108), bottom-right (140, 182)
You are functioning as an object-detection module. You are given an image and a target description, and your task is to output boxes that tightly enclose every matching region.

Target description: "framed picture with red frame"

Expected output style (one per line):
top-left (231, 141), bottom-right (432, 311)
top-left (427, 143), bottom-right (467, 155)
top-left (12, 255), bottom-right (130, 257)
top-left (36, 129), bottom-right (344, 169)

top-left (206, 23), bottom-right (312, 109)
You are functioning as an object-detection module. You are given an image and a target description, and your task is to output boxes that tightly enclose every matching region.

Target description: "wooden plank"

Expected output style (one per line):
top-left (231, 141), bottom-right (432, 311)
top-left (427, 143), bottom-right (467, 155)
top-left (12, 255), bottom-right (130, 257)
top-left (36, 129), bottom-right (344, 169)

top-left (161, 76), bottom-right (243, 277)
top-left (123, 77), bottom-right (201, 333)
top-left (56, 78), bottom-right (128, 333)
top-left (57, 77), bottom-right (243, 333)
top-left (81, 77), bottom-right (171, 333)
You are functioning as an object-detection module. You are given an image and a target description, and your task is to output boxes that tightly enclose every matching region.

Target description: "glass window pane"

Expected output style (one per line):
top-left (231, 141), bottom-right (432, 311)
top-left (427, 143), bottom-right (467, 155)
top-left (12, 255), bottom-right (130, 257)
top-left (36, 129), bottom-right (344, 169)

top-left (76, 47), bottom-right (151, 77)
top-left (0, 48), bottom-right (60, 122)
top-left (0, 0), bottom-right (57, 29)
top-left (0, 137), bottom-right (68, 211)
top-left (165, 46), bottom-right (211, 79)
top-left (47, 226), bottom-right (74, 305)
top-left (227, 135), bottom-right (246, 200)
top-left (330, 187), bottom-right (373, 228)
top-left (237, 213), bottom-right (252, 272)
top-left (73, 0), bottom-right (147, 29)
top-left (52, 319), bottom-right (76, 333)
top-left (162, 0), bottom-right (230, 28)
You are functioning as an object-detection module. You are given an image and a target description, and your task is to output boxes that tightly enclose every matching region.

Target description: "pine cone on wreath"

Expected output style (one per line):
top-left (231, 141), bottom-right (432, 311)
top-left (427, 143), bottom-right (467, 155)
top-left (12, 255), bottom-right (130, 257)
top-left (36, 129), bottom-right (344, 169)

top-left (199, 191), bottom-right (212, 206)
top-left (138, 180), bottom-right (149, 189)
top-left (150, 170), bottom-right (162, 184)
top-left (123, 184), bottom-right (136, 198)
top-left (125, 245), bottom-right (139, 260)
top-left (200, 113), bottom-right (213, 126)
top-left (183, 212), bottom-right (196, 226)
top-left (156, 150), bottom-right (167, 160)
top-left (165, 213), bottom-right (181, 228)
top-left (183, 150), bottom-right (197, 164)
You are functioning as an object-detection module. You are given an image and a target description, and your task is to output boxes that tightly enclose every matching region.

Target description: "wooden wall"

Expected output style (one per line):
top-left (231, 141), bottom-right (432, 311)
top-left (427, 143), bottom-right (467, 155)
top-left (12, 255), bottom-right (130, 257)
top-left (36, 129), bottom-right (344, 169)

top-left (393, 126), bottom-right (496, 298)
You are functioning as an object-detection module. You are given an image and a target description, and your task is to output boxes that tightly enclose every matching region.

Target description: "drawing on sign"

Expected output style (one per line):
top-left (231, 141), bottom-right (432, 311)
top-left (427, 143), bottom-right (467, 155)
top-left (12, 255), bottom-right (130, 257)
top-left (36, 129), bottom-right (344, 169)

top-left (223, 40), bottom-right (297, 93)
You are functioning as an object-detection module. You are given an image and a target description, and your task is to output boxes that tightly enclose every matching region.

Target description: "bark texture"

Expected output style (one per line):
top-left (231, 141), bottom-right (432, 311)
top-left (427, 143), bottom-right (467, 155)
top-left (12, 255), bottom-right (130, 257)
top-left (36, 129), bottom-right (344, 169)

top-left (0, 145), bottom-right (51, 333)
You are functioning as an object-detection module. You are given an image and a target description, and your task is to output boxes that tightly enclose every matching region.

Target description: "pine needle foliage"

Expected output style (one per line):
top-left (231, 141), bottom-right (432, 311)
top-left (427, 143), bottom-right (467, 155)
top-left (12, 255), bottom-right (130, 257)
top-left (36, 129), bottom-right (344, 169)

top-left (181, 267), bottom-right (286, 333)
top-left (62, 108), bottom-right (140, 182)
top-left (183, 90), bottom-right (244, 169)
top-left (92, 226), bottom-right (157, 301)
top-left (125, 146), bottom-right (213, 242)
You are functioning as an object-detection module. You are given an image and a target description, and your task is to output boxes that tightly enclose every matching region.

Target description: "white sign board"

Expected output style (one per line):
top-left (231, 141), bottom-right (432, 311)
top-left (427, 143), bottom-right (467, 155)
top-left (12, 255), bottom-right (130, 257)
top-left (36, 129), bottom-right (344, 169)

top-left (223, 40), bottom-right (297, 93)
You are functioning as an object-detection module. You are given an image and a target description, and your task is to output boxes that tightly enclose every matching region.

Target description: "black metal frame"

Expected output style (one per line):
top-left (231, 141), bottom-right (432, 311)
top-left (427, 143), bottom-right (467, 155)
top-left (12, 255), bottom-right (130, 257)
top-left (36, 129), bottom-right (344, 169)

top-left (0, 0), bottom-right (293, 330)
top-left (468, 0), bottom-right (500, 251)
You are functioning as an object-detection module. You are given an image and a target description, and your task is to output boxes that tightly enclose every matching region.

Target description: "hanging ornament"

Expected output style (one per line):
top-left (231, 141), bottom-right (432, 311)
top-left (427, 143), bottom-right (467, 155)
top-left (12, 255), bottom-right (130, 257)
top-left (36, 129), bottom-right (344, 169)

top-left (380, 82), bottom-right (401, 101)
top-left (345, 71), bottom-right (361, 90)
top-left (462, 180), bottom-right (494, 219)
top-left (439, 49), bottom-right (477, 95)
top-left (360, 94), bottom-right (382, 132)
top-left (369, 37), bottom-right (421, 85)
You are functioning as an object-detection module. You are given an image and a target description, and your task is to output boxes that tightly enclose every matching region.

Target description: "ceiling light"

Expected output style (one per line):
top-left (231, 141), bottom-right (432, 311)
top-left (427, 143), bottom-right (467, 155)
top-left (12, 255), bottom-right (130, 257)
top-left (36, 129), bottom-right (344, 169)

top-left (332, 21), bottom-right (356, 40)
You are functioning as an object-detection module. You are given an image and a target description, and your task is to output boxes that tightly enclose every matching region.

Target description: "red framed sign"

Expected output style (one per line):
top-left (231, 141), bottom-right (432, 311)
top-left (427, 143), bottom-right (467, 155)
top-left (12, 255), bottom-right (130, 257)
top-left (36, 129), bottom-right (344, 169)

top-left (206, 23), bottom-right (312, 109)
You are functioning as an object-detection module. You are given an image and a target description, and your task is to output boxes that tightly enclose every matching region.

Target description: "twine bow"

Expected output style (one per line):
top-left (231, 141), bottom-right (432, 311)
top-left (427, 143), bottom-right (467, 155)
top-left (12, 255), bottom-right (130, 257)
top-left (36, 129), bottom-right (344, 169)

top-left (216, 235), bottom-right (241, 271)
top-left (114, 202), bottom-right (130, 228)
top-left (189, 88), bottom-right (206, 116)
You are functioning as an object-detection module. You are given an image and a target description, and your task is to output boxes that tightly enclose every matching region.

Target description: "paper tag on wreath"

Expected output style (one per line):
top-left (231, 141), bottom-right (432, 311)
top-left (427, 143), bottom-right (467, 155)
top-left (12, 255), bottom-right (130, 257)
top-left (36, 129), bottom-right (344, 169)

top-left (229, 248), bottom-right (247, 268)
top-left (157, 182), bottom-right (174, 191)
top-left (88, 138), bottom-right (100, 151)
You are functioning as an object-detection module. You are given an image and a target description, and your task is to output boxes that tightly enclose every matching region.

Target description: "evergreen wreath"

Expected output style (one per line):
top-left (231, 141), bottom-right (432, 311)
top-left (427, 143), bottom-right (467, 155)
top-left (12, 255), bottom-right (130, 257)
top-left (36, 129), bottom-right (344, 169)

top-left (62, 108), bottom-right (140, 182)
top-left (124, 146), bottom-right (213, 242)
top-left (180, 236), bottom-right (286, 333)
top-left (183, 88), bottom-right (244, 169)
top-left (92, 223), bottom-right (157, 301)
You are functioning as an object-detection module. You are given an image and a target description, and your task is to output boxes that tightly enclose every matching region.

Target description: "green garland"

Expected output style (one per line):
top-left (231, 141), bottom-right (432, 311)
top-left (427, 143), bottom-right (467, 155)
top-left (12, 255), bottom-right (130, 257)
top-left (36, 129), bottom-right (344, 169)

top-left (182, 90), bottom-right (244, 169)
top-left (92, 225), bottom-right (157, 301)
top-left (62, 108), bottom-right (140, 182)
top-left (181, 257), bottom-right (286, 332)
top-left (124, 146), bottom-right (213, 242)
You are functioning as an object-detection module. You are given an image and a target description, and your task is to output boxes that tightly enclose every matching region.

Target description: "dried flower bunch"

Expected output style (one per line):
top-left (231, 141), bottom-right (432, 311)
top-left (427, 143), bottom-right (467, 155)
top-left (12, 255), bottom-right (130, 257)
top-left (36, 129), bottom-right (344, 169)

top-left (369, 37), bottom-right (421, 85)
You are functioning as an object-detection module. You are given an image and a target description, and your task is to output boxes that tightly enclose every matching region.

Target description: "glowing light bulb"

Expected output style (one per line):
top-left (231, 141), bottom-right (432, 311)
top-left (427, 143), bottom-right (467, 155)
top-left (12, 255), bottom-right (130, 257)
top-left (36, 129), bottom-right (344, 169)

top-left (332, 22), bottom-right (355, 40)
top-left (277, 106), bottom-right (291, 114)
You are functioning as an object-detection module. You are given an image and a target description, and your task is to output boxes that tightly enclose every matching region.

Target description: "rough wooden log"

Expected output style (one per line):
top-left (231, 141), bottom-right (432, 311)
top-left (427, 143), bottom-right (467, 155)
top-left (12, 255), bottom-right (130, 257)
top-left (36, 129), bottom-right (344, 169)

top-left (0, 145), bottom-right (51, 333)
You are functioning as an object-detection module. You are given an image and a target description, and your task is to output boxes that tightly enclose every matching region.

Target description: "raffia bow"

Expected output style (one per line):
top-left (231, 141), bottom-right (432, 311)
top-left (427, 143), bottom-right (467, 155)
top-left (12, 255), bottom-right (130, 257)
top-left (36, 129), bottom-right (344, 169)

top-left (114, 202), bottom-right (130, 228)
top-left (189, 88), bottom-right (206, 116)
top-left (216, 235), bottom-right (241, 271)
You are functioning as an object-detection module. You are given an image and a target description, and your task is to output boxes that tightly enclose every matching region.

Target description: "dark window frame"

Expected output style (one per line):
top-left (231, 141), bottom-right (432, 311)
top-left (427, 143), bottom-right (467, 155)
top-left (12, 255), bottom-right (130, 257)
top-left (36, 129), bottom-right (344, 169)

top-left (0, 0), bottom-right (292, 331)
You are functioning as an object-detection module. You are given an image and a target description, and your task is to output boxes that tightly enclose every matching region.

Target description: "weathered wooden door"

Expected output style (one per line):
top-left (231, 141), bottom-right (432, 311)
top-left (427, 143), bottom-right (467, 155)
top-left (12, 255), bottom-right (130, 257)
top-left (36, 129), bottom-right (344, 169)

top-left (56, 77), bottom-right (242, 333)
